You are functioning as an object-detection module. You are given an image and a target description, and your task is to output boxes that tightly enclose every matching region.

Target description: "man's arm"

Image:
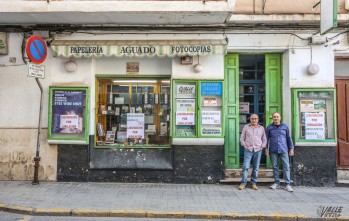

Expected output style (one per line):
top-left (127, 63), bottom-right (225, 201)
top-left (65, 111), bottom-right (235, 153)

top-left (265, 125), bottom-right (270, 156)
top-left (240, 125), bottom-right (247, 149)
top-left (286, 125), bottom-right (294, 156)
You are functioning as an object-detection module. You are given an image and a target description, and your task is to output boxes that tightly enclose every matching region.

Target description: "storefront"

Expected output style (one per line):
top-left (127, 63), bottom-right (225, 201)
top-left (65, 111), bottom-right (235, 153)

top-left (47, 36), bottom-right (227, 183)
top-left (223, 32), bottom-right (338, 186)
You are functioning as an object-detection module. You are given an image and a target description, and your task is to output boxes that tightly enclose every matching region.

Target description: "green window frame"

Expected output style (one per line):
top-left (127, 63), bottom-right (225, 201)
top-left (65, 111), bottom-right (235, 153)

top-left (48, 86), bottom-right (89, 143)
top-left (172, 80), bottom-right (224, 138)
top-left (292, 88), bottom-right (337, 144)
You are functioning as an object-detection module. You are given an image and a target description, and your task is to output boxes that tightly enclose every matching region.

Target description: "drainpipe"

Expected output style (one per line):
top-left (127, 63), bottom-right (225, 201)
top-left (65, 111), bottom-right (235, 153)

top-left (32, 77), bottom-right (43, 185)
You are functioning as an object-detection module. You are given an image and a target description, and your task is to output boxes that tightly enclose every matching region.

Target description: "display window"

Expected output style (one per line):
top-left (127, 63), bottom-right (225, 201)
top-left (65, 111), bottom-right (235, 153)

top-left (95, 77), bottom-right (171, 148)
top-left (172, 80), bottom-right (224, 138)
top-left (48, 87), bottom-right (89, 143)
top-left (292, 88), bottom-right (336, 144)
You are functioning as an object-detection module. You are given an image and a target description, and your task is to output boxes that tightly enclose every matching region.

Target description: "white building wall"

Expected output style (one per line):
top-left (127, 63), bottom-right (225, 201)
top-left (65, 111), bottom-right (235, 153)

top-left (0, 31), bottom-right (341, 180)
top-left (0, 33), bottom-right (57, 181)
top-left (226, 33), bottom-right (336, 128)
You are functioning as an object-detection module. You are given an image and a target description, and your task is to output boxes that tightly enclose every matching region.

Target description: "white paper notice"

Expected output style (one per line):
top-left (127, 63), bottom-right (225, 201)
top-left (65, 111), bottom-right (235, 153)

top-left (305, 112), bottom-right (325, 140)
top-left (127, 113), bottom-right (145, 138)
top-left (201, 111), bottom-right (221, 124)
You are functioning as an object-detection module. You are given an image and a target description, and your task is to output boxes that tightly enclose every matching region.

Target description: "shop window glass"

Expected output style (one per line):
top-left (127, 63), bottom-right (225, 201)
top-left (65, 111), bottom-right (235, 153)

top-left (48, 87), bottom-right (89, 143)
top-left (292, 89), bottom-right (336, 143)
top-left (174, 82), bottom-right (196, 136)
top-left (95, 78), bottom-right (171, 147)
top-left (173, 80), bottom-right (224, 138)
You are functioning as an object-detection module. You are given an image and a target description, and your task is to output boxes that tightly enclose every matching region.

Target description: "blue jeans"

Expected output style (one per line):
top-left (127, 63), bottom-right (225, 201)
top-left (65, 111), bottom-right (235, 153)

top-left (241, 149), bottom-right (262, 185)
top-left (270, 152), bottom-right (291, 185)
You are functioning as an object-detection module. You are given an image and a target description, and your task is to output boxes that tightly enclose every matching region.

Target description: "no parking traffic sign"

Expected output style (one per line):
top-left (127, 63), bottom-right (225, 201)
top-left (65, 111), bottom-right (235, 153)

top-left (26, 35), bottom-right (47, 64)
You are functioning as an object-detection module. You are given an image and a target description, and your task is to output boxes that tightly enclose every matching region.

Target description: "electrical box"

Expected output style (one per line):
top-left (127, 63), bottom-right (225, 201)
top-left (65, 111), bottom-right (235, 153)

top-left (310, 36), bottom-right (327, 44)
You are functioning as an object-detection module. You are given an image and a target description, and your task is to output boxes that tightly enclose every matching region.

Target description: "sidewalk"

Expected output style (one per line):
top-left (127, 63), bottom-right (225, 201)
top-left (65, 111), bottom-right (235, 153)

top-left (0, 181), bottom-right (348, 220)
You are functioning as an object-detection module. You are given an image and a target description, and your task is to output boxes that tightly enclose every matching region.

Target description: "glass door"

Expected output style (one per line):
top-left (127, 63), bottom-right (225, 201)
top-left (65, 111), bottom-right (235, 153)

top-left (239, 54), bottom-right (266, 165)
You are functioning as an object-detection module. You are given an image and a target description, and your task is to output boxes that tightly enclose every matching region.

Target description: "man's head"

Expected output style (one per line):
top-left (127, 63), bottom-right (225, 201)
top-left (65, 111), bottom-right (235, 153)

top-left (272, 112), bottom-right (281, 125)
top-left (250, 114), bottom-right (259, 126)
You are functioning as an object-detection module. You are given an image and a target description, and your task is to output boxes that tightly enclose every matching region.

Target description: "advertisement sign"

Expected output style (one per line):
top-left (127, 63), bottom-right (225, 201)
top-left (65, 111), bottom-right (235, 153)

top-left (127, 113), bottom-right (145, 138)
top-left (203, 97), bottom-right (217, 106)
top-left (176, 112), bottom-right (195, 125)
top-left (176, 99), bottom-right (195, 112)
top-left (202, 111), bottom-right (221, 124)
top-left (305, 112), bottom-right (325, 140)
top-left (60, 115), bottom-right (79, 130)
top-left (52, 90), bottom-right (84, 134)
top-left (176, 84), bottom-right (196, 98)
top-left (201, 82), bottom-right (222, 96)
top-left (239, 102), bottom-right (249, 113)
top-left (202, 128), bottom-right (222, 135)
top-left (300, 100), bottom-right (314, 112)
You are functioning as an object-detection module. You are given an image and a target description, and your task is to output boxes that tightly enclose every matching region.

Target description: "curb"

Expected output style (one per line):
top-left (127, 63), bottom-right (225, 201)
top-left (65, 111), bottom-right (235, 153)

top-left (1, 203), bottom-right (349, 220)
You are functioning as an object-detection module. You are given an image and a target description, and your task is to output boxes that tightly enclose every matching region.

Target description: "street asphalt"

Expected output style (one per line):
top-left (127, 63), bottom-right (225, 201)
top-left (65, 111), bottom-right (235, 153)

top-left (0, 181), bottom-right (348, 220)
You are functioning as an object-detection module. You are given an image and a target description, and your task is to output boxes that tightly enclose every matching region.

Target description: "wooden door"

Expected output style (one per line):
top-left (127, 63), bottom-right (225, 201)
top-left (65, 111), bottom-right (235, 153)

top-left (335, 78), bottom-right (349, 167)
top-left (224, 54), bottom-right (240, 169)
top-left (265, 54), bottom-right (282, 168)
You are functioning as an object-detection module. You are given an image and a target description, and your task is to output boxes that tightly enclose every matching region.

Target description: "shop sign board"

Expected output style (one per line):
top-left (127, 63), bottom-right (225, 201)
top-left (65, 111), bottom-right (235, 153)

top-left (176, 112), bottom-right (195, 125)
top-left (320, 0), bottom-right (338, 35)
top-left (127, 113), bottom-right (145, 138)
top-left (26, 35), bottom-right (47, 64)
top-left (0, 32), bottom-right (8, 55)
top-left (305, 112), bottom-right (325, 140)
top-left (202, 111), bottom-right (221, 124)
top-left (28, 62), bottom-right (45, 79)
top-left (51, 40), bottom-right (227, 58)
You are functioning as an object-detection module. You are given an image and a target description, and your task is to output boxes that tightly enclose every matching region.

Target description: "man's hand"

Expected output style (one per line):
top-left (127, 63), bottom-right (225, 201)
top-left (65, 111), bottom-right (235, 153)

top-left (289, 149), bottom-right (294, 157)
top-left (265, 149), bottom-right (268, 157)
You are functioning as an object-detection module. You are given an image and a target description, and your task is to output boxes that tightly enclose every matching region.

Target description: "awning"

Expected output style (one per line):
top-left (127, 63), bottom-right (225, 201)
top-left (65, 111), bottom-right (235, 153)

top-left (50, 40), bottom-right (227, 58)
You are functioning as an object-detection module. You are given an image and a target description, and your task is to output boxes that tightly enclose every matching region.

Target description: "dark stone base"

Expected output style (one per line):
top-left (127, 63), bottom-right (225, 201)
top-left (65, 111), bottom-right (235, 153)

top-left (292, 146), bottom-right (336, 187)
top-left (57, 143), bottom-right (224, 184)
top-left (173, 145), bottom-right (224, 184)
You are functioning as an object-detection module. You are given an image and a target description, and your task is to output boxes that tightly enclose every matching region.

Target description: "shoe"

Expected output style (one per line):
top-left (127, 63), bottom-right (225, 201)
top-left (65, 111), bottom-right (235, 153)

top-left (285, 185), bottom-right (294, 192)
top-left (252, 184), bottom-right (258, 190)
top-left (238, 184), bottom-right (245, 190)
top-left (270, 183), bottom-right (279, 190)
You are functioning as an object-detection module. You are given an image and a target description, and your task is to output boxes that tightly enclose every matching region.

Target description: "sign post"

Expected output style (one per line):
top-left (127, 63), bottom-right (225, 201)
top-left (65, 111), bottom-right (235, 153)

top-left (320, 0), bottom-right (338, 35)
top-left (26, 35), bottom-right (47, 185)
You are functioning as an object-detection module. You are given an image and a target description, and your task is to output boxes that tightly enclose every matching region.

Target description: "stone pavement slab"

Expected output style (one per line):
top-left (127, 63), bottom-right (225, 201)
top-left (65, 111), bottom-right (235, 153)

top-left (0, 181), bottom-right (348, 220)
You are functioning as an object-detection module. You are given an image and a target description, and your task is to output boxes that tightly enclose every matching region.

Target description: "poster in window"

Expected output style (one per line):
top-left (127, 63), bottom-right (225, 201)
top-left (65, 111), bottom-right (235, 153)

top-left (201, 111), bottom-right (221, 124)
top-left (314, 100), bottom-right (326, 111)
top-left (176, 112), bottom-right (195, 125)
top-left (239, 102), bottom-right (249, 114)
top-left (127, 113), bottom-right (145, 139)
top-left (176, 84), bottom-right (196, 98)
top-left (52, 90), bottom-right (84, 134)
top-left (203, 97), bottom-right (217, 106)
top-left (176, 99), bottom-right (195, 112)
top-left (300, 100), bottom-right (314, 112)
top-left (305, 112), bottom-right (325, 140)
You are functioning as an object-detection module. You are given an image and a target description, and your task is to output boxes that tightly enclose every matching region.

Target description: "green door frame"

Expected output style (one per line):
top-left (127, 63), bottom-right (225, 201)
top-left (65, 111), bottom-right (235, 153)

top-left (224, 53), bottom-right (282, 169)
